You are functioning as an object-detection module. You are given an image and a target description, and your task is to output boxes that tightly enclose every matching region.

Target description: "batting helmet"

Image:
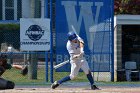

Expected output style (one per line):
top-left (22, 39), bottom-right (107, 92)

top-left (67, 31), bottom-right (77, 41)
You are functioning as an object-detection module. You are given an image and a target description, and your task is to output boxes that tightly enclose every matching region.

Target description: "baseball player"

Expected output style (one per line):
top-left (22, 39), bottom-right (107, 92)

top-left (51, 31), bottom-right (99, 90)
top-left (0, 54), bottom-right (28, 89)
top-left (0, 54), bottom-right (28, 76)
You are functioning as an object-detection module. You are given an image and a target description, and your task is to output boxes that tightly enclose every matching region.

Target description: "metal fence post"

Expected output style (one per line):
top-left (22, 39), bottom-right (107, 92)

top-left (111, 0), bottom-right (114, 82)
top-left (50, 0), bottom-right (53, 83)
top-left (45, 51), bottom-right (48, 82)
top-left (28, 52), bottom-right (38, 79)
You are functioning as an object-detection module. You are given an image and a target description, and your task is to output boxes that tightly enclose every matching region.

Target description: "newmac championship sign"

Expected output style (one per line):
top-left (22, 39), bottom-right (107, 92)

top-left (20, 18), bottom-right (50, 51)
top-left (56, 0), bottom-right (114, 72)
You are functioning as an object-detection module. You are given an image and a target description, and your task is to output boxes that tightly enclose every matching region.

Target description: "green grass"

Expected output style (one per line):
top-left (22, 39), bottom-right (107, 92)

top-left (2, 68), bottom-right (140, 86)
top-left (2, 68), bottom-right (46, 84)
top-left (2, 67), bottom-right (89, 85)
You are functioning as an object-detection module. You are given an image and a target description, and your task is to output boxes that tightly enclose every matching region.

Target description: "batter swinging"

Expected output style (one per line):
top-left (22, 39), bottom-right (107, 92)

top-left (51, 31), bottom-right (99, 90)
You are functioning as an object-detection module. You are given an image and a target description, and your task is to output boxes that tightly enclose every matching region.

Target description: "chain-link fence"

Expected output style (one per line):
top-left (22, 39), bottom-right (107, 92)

top-left (53, 0), bottom-right (114, 84)
top-left (0, 24), bottom-right (49, 85)
top-left (0, 0), bottom-right (52, 86)
top-left (0, 0), bottom-right (116, 87)
top-left (2, 53), bottom-right (47, 84)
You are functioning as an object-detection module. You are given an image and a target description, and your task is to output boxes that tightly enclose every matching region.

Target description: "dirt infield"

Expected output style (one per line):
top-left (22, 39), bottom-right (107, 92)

top-left (0, 87), bottom-right (140, 93)
top-left (0, 83), bottom-right (140, 93)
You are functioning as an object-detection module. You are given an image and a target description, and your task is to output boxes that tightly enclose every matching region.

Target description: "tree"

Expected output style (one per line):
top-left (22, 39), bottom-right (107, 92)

top-left (114, 0), bottom-right (140, 15)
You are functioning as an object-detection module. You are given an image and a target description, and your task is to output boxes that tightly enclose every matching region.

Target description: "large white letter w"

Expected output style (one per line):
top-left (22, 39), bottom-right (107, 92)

top-left (62, 1), bottom-right (103, 51)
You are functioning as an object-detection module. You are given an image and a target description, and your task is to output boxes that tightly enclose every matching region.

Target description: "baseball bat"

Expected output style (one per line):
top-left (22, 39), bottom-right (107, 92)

top-left (54, 53), bottom-right (83, 69)
top-left (71, 25), bottom-right (79, 37)
top-left (71, 25), bottom-right (77, 34)
top-left (54, 60), bottom-right (70, 69)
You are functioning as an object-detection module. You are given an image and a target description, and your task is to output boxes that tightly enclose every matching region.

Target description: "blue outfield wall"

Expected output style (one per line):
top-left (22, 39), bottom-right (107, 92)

top-left (55, 0), bottom-right (114, 72)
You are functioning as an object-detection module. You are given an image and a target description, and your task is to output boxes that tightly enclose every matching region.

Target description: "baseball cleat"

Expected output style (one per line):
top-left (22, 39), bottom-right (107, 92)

top-left (91, 85), bottom-right (100, 90)
top-left (51, 81), bottom-right (59, 89)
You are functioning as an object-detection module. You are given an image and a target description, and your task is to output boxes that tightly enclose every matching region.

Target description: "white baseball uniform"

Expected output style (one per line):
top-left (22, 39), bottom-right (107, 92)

top-left (66, 36), bottom-right (90, 80)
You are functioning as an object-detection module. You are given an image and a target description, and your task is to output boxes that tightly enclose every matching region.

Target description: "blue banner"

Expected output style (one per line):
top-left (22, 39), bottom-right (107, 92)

top-left (56, 0), bottom-right (114, 72)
